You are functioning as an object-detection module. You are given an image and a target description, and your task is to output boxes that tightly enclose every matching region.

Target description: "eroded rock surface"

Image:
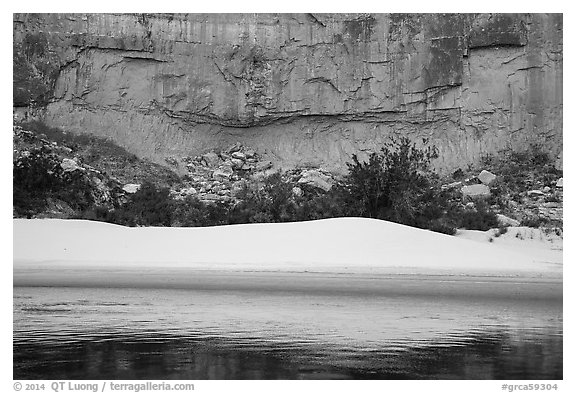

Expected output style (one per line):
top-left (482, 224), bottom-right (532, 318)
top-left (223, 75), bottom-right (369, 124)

top-left (13, 13), bottom-right (563, 173)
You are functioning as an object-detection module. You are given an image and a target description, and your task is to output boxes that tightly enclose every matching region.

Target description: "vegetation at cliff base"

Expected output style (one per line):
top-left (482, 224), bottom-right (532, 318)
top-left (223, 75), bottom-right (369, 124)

top-left (13, 146), bottom-right (95, 217)
top-left (78, 138), bottom-right (478, 234)
top-left (20, 121), bottom-right (180, 187)
top-left (15, 122), bottom-right (561, 235)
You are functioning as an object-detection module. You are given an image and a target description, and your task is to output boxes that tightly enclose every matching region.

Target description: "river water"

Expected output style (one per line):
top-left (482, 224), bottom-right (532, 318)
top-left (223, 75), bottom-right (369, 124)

top-left (13, 285), bottom-right (562, 379)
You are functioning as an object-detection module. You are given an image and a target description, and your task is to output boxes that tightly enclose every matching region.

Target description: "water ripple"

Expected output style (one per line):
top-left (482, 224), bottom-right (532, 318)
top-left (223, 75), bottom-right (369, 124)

top-left (13, 286), bottom-right (563, 379)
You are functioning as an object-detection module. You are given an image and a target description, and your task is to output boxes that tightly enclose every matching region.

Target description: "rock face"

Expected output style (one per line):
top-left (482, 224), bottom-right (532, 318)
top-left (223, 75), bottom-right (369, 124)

top-left (13, 13), bottom-right (563, 174)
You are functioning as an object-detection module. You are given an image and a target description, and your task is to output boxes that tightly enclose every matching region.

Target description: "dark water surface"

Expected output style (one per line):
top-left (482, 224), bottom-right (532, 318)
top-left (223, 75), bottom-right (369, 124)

top-left (13, 286), bottom-right (562, 379)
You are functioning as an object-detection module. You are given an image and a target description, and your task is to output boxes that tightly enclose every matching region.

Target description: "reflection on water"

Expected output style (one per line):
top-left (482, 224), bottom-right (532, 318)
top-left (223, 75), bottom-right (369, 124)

top-left (13, 287), bottom-right (562, 379)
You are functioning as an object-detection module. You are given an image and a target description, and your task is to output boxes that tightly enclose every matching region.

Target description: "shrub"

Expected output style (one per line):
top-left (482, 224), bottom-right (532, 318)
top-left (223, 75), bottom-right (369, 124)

top-left (260, 172), bottom-right (297, 222)
top-left (293, 185), bottom-right (351, 222)
top-left (521, 216), bottom-right (547, 228)
top-left (481, 146), bottom-right (561, 195)
top-left (459, 203), bottom-right (499, 231)
top-left (79, 206), bottom-right (116, 223)
top-left (452, 168), bottom-right (464, 180)
top-left (427, 220), bottom-right (457, 235)
top-left (172, 195), bottom-right (211, 227)
top-left (116, 182), bottom-right (174, 227)
top-left (20, 121), bottom-right (181, 188)
top-left (13, 147), bottom-right (94, 217)
top-left (228, 172), bottom-right (297, 224)
top-left (172, 197), bottom-right (230, 227)
top-left (337, 137), bottom-right (450, 232)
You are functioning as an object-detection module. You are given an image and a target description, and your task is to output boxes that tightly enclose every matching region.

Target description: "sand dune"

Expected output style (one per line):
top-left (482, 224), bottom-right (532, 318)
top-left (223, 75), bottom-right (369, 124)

top-left (13, 218), bottom-right (562, 299)
top-left (13, 218), bottom-right (562, 276)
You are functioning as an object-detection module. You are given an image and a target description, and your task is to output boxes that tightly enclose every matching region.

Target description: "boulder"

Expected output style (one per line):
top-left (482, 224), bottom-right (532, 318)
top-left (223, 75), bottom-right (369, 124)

top-left (230, 158), bottom-right (244, 169)
top-left (264, 168), bottom-right (279, 177)
top-left (231, 180), bottom-right (248, 197)
top-left (212, 165), bottom-right (233, 180)
top-left (211, 184), bottom-right (224, 193)
top-left (556, 178), bottom-right (563, 188)
top-left (61, 158), bottom-right (83, 172)
top-left (200, 193), bottom-right (221, 201)
top-left (250, 172), bottom-right (267, 182)
top-left (231, 151), bottom-right (246, 160)
top-left (461, 184), bottom-right (491, 199)
top-left (441, 181), bottom-right (462, 190)
top-left (92, 176), bottom-right (105, 190)
top-left (527, 190), bottom-right (545, 197)
top-left (298, 169), bottom-right (333, 192)
top-left (122, 183), bottom-right (141, 194)
top-left (478, 170), bottom-right (497, 185)
top-left (292, 186), bottom-right (303, 197)
top-left (202, 152), bottom-right (221, 167)
top-left (496, 214), bottom-right (520, 227)
top-left (182, 187), bottom-right (197, 196)
top-left (255, 160), bottom-right (273, 171)
top-left (226, 142), bottom-right (242, 154)
top-left (543, 186), bottom-right (551, 193)
top-left (83, 164), bottom-right (101, 174)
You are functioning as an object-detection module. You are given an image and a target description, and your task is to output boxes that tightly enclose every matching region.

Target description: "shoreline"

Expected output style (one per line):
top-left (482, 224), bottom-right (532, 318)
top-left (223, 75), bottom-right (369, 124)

top-left (13, 218), bottom-right (562, 299)
top-left (13, 268), bottom-right (562, 301)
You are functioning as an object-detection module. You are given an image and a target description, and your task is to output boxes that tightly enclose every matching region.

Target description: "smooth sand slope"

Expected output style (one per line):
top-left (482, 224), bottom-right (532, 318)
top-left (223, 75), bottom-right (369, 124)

top-left (13, 218), bottom-right (562, 299)
top-left (14, 217), bottom-right (562, 273)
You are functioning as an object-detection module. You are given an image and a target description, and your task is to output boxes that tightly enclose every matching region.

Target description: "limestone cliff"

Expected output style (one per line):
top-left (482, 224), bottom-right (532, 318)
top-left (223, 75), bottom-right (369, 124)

top-left (13, 13), bottom-right (563, 173)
